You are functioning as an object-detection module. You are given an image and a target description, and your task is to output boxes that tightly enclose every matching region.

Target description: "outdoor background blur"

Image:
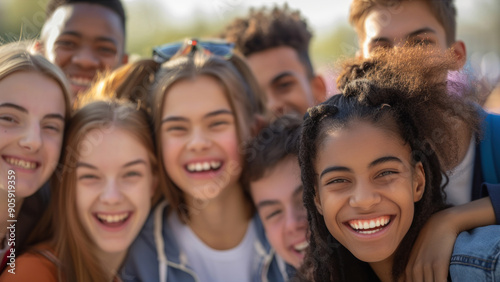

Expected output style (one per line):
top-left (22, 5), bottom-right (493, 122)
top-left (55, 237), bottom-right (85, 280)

top-left (1, 0), bottom-right (499, 96)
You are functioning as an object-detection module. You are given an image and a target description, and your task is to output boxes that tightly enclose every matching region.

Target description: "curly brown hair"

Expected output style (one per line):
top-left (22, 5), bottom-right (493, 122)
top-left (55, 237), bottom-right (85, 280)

top-left (297, 47), bottom-right (481, 281)
top-left (221, 4), bottom-right (314, 78)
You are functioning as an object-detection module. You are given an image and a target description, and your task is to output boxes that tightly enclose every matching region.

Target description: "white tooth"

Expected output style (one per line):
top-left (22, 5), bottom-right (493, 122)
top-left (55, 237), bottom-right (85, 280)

top-left (369, 220), bottom-right (375, 228)
top-left (383, 217), bottom-right (388, 225)
top-left (203, 162), bottom-right (210, 171)
top-left (210, 161), bottom-right (221, 169)
top-left (363, 222), bottom-right (369, 229)
top-left (188, 163), bottom-right (195, 172)
top-left (294, 241), bottom-right (309, 251)
top-left (113, 215), bottom-right (120, 222)
top-left (353, 222), bottom-right (358, 229)
top-left (195, 163), bottom-right (203, 171)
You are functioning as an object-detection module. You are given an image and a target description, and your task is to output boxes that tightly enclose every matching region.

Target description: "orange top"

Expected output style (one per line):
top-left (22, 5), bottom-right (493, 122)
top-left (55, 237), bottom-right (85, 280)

top-left (0, 243), bottom-right (58, 282)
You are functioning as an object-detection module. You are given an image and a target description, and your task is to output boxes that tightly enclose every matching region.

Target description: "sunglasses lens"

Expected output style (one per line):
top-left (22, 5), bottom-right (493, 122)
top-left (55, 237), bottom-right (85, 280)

top-left (199, 42), bottom-right (234, 56)
top-left (153, 42), bottom-right (183, 62)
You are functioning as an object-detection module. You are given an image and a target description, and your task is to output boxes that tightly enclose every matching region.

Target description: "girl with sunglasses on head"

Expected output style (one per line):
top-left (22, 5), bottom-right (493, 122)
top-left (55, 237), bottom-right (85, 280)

top-left (0, 41), bottom-right (71, 274)
top-left (297, 48), bottom-right (500, 282)
top-left (120, 39), bottom-right (289, 282)
top-left (0, 88), bottom-right (157, 281)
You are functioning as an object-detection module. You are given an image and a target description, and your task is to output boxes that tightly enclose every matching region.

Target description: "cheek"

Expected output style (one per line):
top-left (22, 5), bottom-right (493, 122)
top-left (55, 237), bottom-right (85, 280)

top-left (43, 135), bottom-right (64, 173)
top-left (161, 138), bottom-right (182, 168)
top-left (218, 130), bottom-right (240, 162)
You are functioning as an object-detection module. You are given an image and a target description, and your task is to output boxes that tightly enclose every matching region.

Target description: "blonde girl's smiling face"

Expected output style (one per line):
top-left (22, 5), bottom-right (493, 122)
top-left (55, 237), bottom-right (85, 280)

top-left (76, 128), bottom-right (154, 255)
top-left (0, 71), bottom-right (66, 198)
top-left (160, 75), bottom-right (242, 201)
top-left (314, 120), bottom-right (425, 264)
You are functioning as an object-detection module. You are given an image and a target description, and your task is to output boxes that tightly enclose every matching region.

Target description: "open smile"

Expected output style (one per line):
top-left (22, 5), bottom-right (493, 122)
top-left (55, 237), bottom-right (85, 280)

top-left (345, 215), bottom-right (393, 235)
top-left (94, 212), bottom-right (132, 231)
top-left (2, 155), bottom-right (39, 170)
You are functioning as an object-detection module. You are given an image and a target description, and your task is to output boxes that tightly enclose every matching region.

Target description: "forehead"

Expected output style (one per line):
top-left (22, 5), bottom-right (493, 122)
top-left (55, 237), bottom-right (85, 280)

top-left (246, 46), bottom-right (307, 85)
top-left (44, 3), bottom-right (124, 44)
top-left (78, 127), bottom-right (148, 164)
top-left (362, 1), bottom-right (445, 42)
top-left (162, 75), bottom-right (231, 115)
top-left (0, 71), bottom-right (66, 115)
top-left (250, 157), bottom-right (302, 202)
top-left (317, 121), bottom-right (410, 166)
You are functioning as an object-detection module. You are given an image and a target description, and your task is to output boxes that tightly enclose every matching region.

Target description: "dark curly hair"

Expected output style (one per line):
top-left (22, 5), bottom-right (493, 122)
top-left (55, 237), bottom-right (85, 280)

top-left (221, 4), bottom-right (314, 78)
top-left (297, 48), bottom-right (481, 282)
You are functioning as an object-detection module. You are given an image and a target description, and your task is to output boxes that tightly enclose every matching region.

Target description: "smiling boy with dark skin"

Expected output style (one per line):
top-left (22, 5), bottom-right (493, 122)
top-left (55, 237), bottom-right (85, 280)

top-left (35, 0), bottom-right (128, 99)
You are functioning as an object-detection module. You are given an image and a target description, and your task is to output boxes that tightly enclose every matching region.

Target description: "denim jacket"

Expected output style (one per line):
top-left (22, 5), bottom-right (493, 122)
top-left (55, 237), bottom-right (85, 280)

top-left (120, 201), bottom-right (288, 282)
top-left (450, 225), bottom-right (500, 281)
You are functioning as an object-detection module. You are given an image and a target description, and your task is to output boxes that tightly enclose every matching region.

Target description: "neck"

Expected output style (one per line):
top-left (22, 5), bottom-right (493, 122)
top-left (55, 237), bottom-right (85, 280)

top-left (99, 250), bottom-right (126, 281)
top-left (370, 256), bottom-right (395, 282)
top-left (185, 181), bottom-right (253, 250)
top-left (446, 118), bottom-right (472, 171)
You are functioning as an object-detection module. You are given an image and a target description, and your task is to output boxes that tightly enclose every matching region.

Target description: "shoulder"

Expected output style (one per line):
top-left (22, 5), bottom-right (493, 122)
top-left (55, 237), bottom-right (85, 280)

top-left (450, 225), bottom-right (500, 280)
top-left (0, 244), bottom-right (58, 282)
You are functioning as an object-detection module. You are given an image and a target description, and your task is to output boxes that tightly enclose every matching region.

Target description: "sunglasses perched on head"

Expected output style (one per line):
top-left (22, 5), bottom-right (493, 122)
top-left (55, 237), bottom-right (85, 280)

top-left (152, 39), bottom-right (235, 63)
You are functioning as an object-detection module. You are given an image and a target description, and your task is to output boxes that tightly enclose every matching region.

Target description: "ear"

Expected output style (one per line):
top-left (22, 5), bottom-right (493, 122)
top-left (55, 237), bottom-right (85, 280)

top-left (311, 75), bottom-right (327, 104)
top-left (251, 114), bottom-right (268, 137)
top-left (450, 40), bottom-right (466, 70)
top-left (314, 189), bottom-right (324, 215)
top-left (412, 162), bottom-right (426, 202)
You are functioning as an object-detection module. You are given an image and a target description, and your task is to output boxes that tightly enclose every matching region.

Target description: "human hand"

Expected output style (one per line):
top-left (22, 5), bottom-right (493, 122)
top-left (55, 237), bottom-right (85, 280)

top-left (405, 210), bottom-right (459, 282)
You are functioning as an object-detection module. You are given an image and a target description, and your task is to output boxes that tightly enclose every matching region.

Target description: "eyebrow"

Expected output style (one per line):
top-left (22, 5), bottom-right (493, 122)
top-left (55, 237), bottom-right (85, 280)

top-left (60, 31), bottom-right (118, 46)
top-left (76, 159), bottom-right (146, 170)
top-left (161, 109), bottom-right (233, 124)
top-left (0, 103), bottom-right (64, 121)
top-left (406, 27), bottom-right (436, 39)
top-left (256, 185), bottom-right (303, 209)
top-left (368, 156), bottom-right (402, 168)
top-left (270, 71), bottom-right (294, 84)
top-left (319, 156), bottom-right (402, 179)
top-left (370, 27), bottom-right (437, 45)
top-left (257, 199), bottom-right (280, 209)
top-left (0, 103), bottom-right (27, 113)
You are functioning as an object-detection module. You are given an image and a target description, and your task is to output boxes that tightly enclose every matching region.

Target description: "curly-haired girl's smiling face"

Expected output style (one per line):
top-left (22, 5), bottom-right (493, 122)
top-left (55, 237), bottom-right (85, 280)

top-left (314, 120), bottom-right (425, 266)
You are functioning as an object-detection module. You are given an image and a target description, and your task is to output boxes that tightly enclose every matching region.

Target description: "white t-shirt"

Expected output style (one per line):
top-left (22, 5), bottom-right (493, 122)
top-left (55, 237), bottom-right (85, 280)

top-left (445, 138), bottom-right (476, 206)
top-left (168, 213), bottom-right (258, 282)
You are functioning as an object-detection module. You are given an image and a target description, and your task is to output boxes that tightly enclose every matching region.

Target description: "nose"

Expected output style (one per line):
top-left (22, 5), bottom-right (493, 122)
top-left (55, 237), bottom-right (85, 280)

top-left (285, 204), bottom-right (308, 234)
top-left (100, 179), bottom-right (123, 205)
top-left (349, 181), bottom-right (381, 210)
top-left (72, 46), bottom-right (99, 69)
top-left (267, 95), bottom-right (285, 116)
top-left (186, 128), bottom-right (211, 152)
top-left (19, 123), bottom-right (42, 152)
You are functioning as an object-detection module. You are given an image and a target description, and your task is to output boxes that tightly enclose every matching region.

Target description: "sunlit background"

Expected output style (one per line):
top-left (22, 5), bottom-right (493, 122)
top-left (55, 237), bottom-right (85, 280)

top-left (1, 0), bottom-right (499, 94)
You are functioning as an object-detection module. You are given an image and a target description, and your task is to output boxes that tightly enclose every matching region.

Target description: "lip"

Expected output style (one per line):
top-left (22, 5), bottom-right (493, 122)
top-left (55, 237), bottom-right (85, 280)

top-left (93, 211), bottom-right (133, 233)
top-left (343, 215), bottom-right (395, 240)
top-left (2, 155), bottom-right (40, 172)
top-left (289, 239), bottom-right (308, 258)
top-left (67, 74), bottom-right (95, 92)
top-left (183, 158), bottom-right (224, 180)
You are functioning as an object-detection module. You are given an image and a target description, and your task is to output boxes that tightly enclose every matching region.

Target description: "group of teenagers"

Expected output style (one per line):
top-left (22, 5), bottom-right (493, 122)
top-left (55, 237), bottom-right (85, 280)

top-left (0, 0), bottom-right (499, 281)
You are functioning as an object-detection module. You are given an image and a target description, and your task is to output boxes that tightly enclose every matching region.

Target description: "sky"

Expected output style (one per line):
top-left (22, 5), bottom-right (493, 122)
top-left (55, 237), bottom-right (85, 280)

top-left (125, 0), bottom-right (494, 34)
